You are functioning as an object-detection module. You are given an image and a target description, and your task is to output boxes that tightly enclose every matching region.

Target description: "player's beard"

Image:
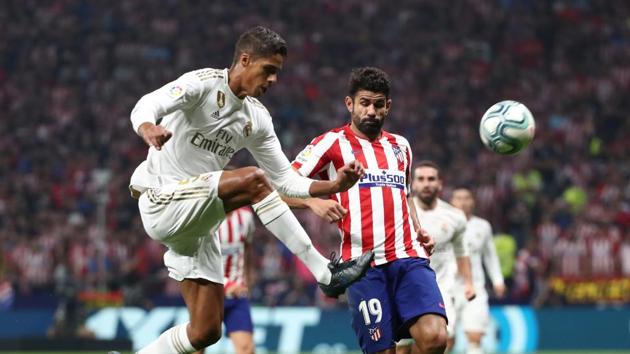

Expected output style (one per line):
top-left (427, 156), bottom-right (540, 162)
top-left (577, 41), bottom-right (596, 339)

top-left (353, 113), bottom-right (384, 137)
top-left (418, 189), bottom-right (438, 206)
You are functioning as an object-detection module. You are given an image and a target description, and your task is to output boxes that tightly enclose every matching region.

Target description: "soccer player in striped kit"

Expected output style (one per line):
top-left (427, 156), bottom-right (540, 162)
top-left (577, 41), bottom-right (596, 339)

top-left (290, 67), bottom-right (447, 354)
top-left (450, 187), bottom-right (504, 354)
top-left (129, 27), bottom-right (373, 354)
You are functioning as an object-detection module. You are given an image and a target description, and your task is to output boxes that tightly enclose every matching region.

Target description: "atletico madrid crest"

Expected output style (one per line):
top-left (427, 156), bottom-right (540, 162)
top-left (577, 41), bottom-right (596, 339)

top-left (392, 145), bottom-right (405, 162)
top-left (369, 327), bottom-right (382, 341)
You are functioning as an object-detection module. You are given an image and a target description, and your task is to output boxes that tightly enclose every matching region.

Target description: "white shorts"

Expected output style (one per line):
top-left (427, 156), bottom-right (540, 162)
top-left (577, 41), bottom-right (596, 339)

top-left (443, 289), bottom-right (457, 338)
top-left (138, 171), bottom-right (225, 283)
top-left (459, 292), bottom-right (490, 333)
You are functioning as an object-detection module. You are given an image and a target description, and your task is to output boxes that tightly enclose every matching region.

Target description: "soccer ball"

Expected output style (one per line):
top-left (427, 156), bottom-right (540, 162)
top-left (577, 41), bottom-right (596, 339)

top-left (479, 100), bottom-right (535, 155)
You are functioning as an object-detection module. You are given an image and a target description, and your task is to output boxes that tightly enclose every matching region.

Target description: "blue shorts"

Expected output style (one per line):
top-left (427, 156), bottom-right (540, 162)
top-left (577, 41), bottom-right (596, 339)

top-left (346, 257), bottom-right (447, 353)
top-left (223, 297), bottom-right (253, 334)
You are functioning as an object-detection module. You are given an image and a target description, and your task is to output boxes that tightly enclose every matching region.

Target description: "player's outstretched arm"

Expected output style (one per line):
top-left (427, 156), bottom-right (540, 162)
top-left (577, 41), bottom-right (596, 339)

top-left (282, 195), bottom-right (348, 223)
top-left (308, 160), bottom-right (365, 196)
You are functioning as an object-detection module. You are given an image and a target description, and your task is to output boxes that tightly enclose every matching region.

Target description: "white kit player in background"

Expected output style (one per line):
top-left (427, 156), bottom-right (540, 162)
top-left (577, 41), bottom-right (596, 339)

top-left (398, 161), bottom-right (475, 354)
top-left (451, 187), bottom-right (505, 354)
top-left (128, 26), bottom-right (372, 354)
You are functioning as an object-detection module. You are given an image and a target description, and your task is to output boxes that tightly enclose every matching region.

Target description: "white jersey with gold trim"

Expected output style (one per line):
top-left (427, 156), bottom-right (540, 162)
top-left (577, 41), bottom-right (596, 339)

top-left (414, 198), bottom-right (468, 295)
top-left (129, 68), bottom-right (312, 198)
top-left (464, 216), bottom-right (503, 295)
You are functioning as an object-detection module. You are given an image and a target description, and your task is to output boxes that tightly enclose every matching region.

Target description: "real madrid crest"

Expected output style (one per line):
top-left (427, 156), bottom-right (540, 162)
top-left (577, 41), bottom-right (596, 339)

top-left (217, 91), bottom-right (226, 109)
top-left (243, 120), bottom-right (253, 137)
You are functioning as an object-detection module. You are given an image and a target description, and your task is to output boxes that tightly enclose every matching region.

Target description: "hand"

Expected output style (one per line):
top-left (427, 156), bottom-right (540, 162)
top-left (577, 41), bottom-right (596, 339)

top-left (138, 122), bottom-right (172, 150)
top-left (334, 161), bottom-right (365, 192)
top-left (226, 283), bottom-right (249, 298)
top-left (494, 283), bottom-right (506, 298)
top-left (464, 282), bottom-right (476, 301)
top-left (308, 198), bottom-right (348, 223)
top-left (417, 228), bottom-right (435, 255)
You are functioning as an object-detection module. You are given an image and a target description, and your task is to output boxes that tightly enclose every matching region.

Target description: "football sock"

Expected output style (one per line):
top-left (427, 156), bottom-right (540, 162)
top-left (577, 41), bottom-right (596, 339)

top-left (253, 191), bottom-right (332, 284)
top-left (136, 323), bottom-right (196, 354)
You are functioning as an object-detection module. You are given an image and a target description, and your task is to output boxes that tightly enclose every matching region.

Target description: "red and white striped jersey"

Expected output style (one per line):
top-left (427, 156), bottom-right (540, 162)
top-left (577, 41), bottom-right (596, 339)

top-left (292, 125), bottom-right (428, 265)
top-left (216, 207), bottom-right (255, 287)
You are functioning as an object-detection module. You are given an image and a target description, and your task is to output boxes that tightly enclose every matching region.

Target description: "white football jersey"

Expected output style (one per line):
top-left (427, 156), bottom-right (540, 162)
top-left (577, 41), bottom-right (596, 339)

top-left (463, 216), bottom-right (503, 295)
top-left (129, 68), bottom-right (312, 198)
top-left (414, 198), bottom-right (468, 295)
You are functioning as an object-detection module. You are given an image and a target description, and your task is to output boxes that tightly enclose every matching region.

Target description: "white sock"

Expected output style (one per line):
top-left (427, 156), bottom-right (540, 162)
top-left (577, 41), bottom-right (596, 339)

top-left (252, 191), bottom-right (332, 284)
top-left (466, 343), bottom-right (484, 354)
top-left (136, 323), bottom-right (196, 354)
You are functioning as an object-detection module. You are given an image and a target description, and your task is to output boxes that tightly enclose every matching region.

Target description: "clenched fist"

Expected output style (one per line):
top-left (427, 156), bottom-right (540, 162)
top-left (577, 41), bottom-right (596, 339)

top-left (334, 160), bottom-right (365, 192)
top-left (138, 122), bottom-right (172, 150)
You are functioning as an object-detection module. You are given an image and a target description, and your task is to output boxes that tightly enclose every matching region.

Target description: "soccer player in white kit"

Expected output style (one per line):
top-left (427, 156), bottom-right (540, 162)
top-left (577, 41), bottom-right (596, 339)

top-left (397, 161), bottom-right (475, 354)
top-left (451, 187), bottom-right (505, 354)
top-left (129, 27), bottom-right (373, 354)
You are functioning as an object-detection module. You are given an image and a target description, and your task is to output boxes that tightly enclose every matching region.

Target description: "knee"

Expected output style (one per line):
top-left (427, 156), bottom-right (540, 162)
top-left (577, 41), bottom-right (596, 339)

top-left (236, 342), bottom-right (255, 354)
top-left (420, 326), bottom-right (447, 353)
top-left (242, 167), bottom-right (273, 200)
top-left (188, 323), bottom-right (222, 349)
top-left (414, 317), bottom-right (447, 354)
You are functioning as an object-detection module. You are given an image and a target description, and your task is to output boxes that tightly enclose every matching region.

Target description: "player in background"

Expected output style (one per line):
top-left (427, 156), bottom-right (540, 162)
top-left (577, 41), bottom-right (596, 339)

top-left (129, 26), bottom-right (373, 354)
top-left (397, 161), bottom-right (475, 354)
top-left (289, 67), bottom-right (447, 354)
top-left (451, 187), bottom-right (505, 354)
top-left (194, 206), bottom-right (256, 354)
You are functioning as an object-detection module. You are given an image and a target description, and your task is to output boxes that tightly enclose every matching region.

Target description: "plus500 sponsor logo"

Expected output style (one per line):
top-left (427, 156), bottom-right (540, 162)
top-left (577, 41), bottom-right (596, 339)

top-left (359, 169), bottom-right (405, 190)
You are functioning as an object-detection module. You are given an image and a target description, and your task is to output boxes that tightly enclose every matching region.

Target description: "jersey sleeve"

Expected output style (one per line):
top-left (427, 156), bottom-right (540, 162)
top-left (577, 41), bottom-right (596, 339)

top-left (291, 133), bottom-right (336, 178)
top-left (481, 220), bottom-right (504, 286)
top-left (452, 213), bottom-right (469, 257)
top-left (246, 112), bottom-right (314, 198)
top-left (130, 70), bottom-right (211, 133)
top-left (404, 140), bottom-right (413, 195)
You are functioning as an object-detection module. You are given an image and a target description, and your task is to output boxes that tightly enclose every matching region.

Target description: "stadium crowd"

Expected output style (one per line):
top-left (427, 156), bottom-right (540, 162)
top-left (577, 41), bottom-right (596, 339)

top-left (0, 0), bottom-right (628, 310)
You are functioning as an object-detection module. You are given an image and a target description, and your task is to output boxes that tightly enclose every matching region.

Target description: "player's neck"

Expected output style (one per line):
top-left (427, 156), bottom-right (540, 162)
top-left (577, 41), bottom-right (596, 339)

top-left (349, 123), bottom-right (381, 141)
top-left (227, 68), bottom-right (248, 99)
top-left (415, 196), bottom-right (437, 211)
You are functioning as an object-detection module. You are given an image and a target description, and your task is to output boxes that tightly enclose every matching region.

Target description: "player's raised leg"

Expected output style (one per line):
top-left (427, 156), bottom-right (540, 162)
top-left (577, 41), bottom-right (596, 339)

top-left (219, 167), bottom-right (372, 294)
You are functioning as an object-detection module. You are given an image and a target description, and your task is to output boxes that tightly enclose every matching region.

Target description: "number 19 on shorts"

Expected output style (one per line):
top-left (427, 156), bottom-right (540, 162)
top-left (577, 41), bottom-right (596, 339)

top-left (358, 298), bottom-right (382, 325)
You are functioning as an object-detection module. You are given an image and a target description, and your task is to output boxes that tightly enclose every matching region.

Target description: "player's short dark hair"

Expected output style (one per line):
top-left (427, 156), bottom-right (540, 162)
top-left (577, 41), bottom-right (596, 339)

top-left (452, 184), bottom-right (473, 193)
top-left (348, 67), bottom-right (390, 98)
top-left (413, 160), bottom-right (441, 179)
top-left (232, 26), bottom-right (287, 65)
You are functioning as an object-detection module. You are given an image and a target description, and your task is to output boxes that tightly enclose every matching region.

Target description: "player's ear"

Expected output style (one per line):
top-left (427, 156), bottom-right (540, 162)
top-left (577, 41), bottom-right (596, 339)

top-left (239, 53), bottom-right (251, 67)
top-left (385, 98), bottom-right (392, 114)
top-left (345, 96), bottom-right (353, 113)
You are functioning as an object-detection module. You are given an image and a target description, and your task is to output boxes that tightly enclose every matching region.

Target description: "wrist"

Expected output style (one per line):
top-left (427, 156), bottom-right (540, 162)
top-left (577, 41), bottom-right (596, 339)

top-left (329, 180), bottom-right (342, 194)
top-left (137, 122), bottom-right (155, 136)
